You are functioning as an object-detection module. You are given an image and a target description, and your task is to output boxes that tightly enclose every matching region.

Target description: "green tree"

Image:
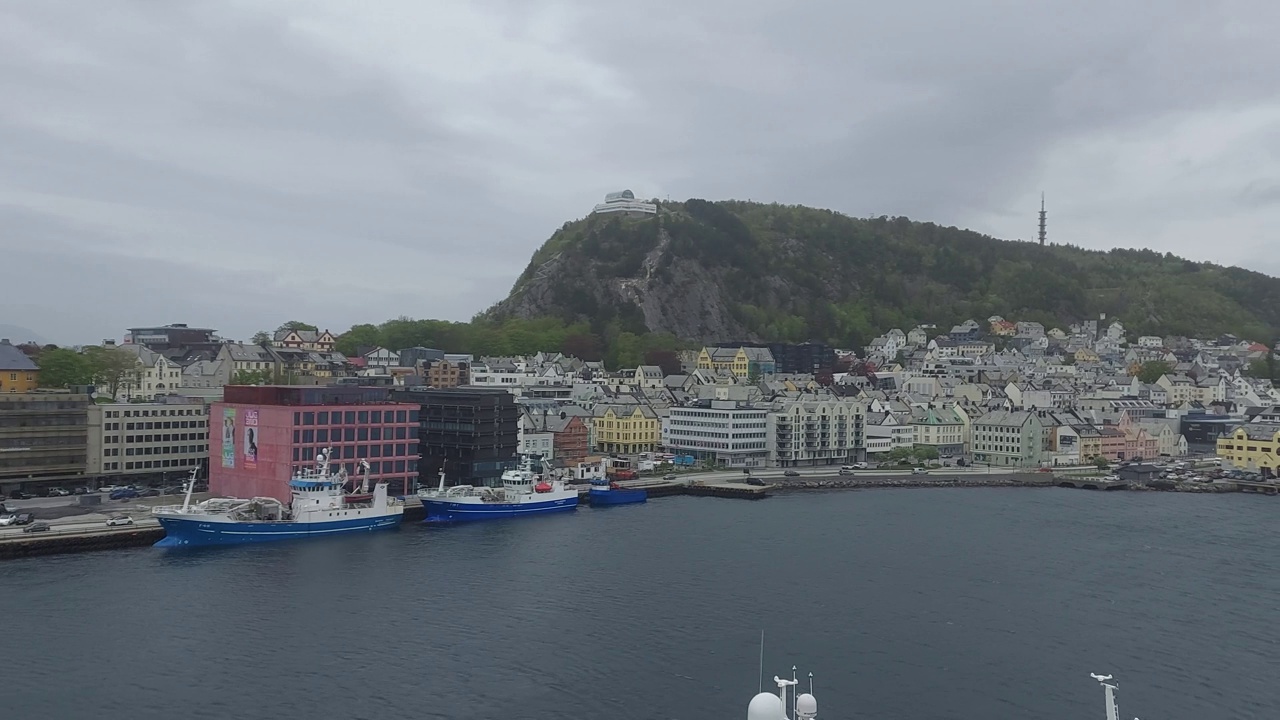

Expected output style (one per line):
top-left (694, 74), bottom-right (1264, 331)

top-left (336, 324), bottom-right (381, 356)
top-left (38, 348), bottom-right (94, 388)
top-left (232, 369), bottom-right (274, 385)
top-left (1093, 456), bottom-right (1110, 470)
top-left (83, 346), bottom-right (141, 399)
top-left (912, 445), bottom-right (940, 461)
top-left (276, 320), bottom-right (318, 334)
top-left (251, 331), bottom-right (271, 345)
top-left (1136, 360), bottom-right (1173, 384)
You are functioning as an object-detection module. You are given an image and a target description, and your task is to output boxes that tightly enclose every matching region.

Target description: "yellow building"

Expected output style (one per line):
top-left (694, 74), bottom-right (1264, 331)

top-left (0, 339), bottom-right (39, 393)
top-left (592, 404), bottom-right (659, 454)
top-left (1074, 348), bottom-right (1100, 363)
top-left (1217, 424), bottom-right (1280, 475)
top-left (695, 346), bottom-right (776, 380)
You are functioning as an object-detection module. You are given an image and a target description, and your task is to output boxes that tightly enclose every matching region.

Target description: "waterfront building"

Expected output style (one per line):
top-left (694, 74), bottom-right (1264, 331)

top-left (211, 385), bottom-right (419, 501)
top-left (393, 387), bottom-right (518, 487)
top-left (0, 389), bottom-right (90, 494)
top-left (971, 410), bottom-right (1045, 467)
top-left (87, 401), bottom-right (209, 481)
top-left (591, 189), bottom-right (657, 216)
top-left (662, 398), bottom-right (768, 468)
top-left (0, 338), bottom-right (38, 393)
top-left (592, 404), bottom-right (660, 455)
top-left (1217, 420), bottom-right (1280, 477)
top-left (909, 404), bottom-right (967, 457)
top-left (766, 396), bottom-right (865, 467)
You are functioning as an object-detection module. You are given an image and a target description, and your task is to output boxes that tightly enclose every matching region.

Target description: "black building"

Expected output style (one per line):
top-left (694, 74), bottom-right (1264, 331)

top-left (1180, 413), bottom-right (1237, 451)
top-left (715, 341), bottom-right (836, 374)
top-left (393, 387), bottom-right (518, 487)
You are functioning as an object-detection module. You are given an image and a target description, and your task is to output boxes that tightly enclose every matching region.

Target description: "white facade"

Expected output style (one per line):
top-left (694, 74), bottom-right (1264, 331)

top-left (1137, 336), bottom-right (1163, 348)
top-left (592, 189), bottom-right (657, 216)
top-left (87, 402), bottom-right (209, 478)
top-left (766, 397), bottom-right (866, 467)
top-left (662, 400), bottom-right (768, 467)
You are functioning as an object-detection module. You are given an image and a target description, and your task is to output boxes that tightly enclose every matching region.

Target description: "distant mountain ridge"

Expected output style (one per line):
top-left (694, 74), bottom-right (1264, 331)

top-left (488, 199), bottom-right (1280, 347)
top-left (0, 324), bottom-right (48, 346)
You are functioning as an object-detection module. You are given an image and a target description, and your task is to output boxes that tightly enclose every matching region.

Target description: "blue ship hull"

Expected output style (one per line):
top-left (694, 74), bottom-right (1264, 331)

top-left (154, 513), bottom-right (402, 548)
top-left (421, 496), bottom-right (578, 523)
top-left (588, 487), bottom-right (647, 506)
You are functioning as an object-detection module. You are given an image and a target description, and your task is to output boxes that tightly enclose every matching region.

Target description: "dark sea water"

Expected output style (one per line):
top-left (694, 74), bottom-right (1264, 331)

top-left (3, 488), bottom-right (1277, 720)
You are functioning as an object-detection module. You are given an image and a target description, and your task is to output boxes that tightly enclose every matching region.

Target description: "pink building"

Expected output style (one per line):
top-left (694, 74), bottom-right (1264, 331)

top-left (1099, 427), bottom-right (1127, 461)
top-left (211, 386), bottom-right (419, 502)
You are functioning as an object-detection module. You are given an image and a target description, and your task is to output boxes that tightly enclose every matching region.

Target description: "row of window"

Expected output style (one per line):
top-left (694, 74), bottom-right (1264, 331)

top-left (291, 443), bottom-right (415, 462)
top-left (107, 433), bottom-right (208, 444)
top-left (291, 460), bottom-right (418, 475)
top-left (295, 409), bottom-right (418, 425)
top-left (113, 458), bottom-right (202, 471)
top-left (295, 426), bottom-right (415, 444)
top-left (125, 421), bottom-right (207, 430)
top-left (124, 445), bottom-right (207, 456)
top-left (105, 408), bottom-right (204, 418)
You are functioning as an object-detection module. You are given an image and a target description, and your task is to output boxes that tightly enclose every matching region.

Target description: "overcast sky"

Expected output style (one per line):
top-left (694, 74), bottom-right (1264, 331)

top-left (3, 0), bottom-right (1279, 345)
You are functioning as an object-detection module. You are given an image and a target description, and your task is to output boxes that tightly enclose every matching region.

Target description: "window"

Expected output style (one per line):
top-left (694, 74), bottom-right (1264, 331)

top-left (371, 411), bottom-right (382, 423)
top-left (294, 430), bottom-right (300, 443)
top-left (294, 412), bottom-right (301, 425)
top-left (317, 429), bottom-right (328, 443)
top-left (344, 428), bottom-right (355, 442)
top-left (395, 460), bottom-right (406, 473)
top-left (318, 411), bottom-right (329, 424)
top-left (342, 446), bottom-right (355, 459)
top-left (303, 412), bottom-right (315, 425)
top-left (357, 445), bottom-right (368, 458)
top-left (345, 411), bottom-right (355, 424)
top-left (302, 430), bottom-right (315, 443)
top-left (293, 448), bottom-right (300, 462)
top-left (371, 427), bottom-right (381, 441)
top-left (370, 445), bottom-right (381, 457)
top-left (395, 444), bottom-right (406, 456)
top-left (331, 412), bottom-right (342, 425)
top-left (358, 411), bottom-right (369, 424)
top-left (383, 443), bottom-right (393, 456)
top-left (395, 427), bottom-right (406, 440)
top-left (357, 427), bottom-right (369, 441)
top-left (396, 410), bottom-right (407, 423)
top-left (302, 447), bottom-right (314, 461)
top-left (409, 410), bottom-right (419, 422)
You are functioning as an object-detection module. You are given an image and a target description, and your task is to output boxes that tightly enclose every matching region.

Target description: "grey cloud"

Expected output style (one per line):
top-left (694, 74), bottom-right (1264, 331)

top-left (2, 0), bottom-right (1279, 344)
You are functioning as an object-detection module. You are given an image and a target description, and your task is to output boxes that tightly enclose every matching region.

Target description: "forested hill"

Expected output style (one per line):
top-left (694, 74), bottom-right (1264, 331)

top-left (487, 199), bottom-right (1280, 346)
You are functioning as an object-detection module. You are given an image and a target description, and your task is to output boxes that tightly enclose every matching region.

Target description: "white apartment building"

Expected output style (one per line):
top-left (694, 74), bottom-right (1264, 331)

top-left (662, 399), bottom-right (768, 468)
top-left (766, 397), bottom-right (865, 467)
top-left (87, 402), bottom-right (210, 480)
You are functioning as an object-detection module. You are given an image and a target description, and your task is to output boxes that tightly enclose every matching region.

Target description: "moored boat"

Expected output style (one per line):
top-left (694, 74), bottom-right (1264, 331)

top-left (152, 453), bottom-right (403, 547)
top-left (587, 477), bottom-right (646, 506)
top-left (417, 461), bottom-right (578, 522)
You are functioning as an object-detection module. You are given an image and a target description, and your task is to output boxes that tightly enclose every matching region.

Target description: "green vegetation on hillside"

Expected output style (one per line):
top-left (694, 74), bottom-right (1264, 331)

top-left (334, 317), bottom-right (686, 371)
top-left (499, 200), bottom-right (1280, 349)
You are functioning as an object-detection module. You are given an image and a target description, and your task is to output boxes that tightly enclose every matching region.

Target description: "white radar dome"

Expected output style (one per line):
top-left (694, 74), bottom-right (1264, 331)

top-left (796, 692), bottom-right (818, 718)
top-left (746, 692), bottom-right (784, 720)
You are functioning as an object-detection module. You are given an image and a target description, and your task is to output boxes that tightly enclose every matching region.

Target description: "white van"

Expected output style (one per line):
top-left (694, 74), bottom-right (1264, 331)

top-left (841, 463), bottom-right (867, 472)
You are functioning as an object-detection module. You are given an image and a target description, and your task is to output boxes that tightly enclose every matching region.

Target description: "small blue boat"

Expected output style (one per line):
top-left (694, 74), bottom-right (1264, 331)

top-left (587, 478), bottom-right (647, 506)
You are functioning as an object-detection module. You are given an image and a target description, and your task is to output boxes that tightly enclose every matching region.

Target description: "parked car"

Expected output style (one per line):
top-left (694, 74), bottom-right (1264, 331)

top-left (137, 488), bottom-right (161, 498)
top-left (106, 515), bottom-right (134, 527)
top-left (745, 477), bottom-right (767, 487)
top-left (98, 485), bottom-right (121, 494)
top-left (13, 513), bottom-right (35, 525)
top-left (72, 487), bottom-right (90, 495)
top-left (8, 490), bottom-right (35, 500)
top-left (23, 522), bottom-right (51, 533)
top-left (109, 488), bottom-right (139, 501)
top-left (842, 463), bottom-right (868, 471)
top-left (838, 468), bottom-right (853, 475)
top-left (911, 468), bottom-right (928, 475)
top-left (783, 470), bottom-right (800, 477)
top-left (662, 474), bottom-right (677, 481)
top-left (47, 488), bottom-right (71, 497)
top-left (0, 514), bottom-right (17, 527)
top-left (161, 486), bottom-right (186, 495)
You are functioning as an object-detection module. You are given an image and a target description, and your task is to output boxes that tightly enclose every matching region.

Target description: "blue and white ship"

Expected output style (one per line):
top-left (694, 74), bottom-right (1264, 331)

top-left (152, 452), bottom-right (403, 547)
top-left (417, 461), bottom-right (578, 522)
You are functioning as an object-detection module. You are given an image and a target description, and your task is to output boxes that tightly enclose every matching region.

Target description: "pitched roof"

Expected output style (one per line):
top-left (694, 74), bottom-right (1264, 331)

top-left (0, 339), bottom-right (38, 371)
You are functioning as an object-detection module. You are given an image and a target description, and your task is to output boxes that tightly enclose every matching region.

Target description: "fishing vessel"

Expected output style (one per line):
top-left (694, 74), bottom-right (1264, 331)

top-left (742, 666), bottom-right (1140, 718)
top-left (152, 452), bottom-right (403, 547)
top-left (417, 460), bottom-right (578, 522)
top-left (587, 476), bottom-right (647, 506)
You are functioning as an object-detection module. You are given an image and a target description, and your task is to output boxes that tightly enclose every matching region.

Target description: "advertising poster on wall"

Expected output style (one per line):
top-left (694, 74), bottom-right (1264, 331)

top-left (243, 408), bottom-right (259, 469)
top-left (222, 407), bottom-right (236, 468)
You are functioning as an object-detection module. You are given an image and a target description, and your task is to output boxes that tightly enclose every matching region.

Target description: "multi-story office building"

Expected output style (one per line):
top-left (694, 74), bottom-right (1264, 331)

top-left (0, 339), bottom-right (39, 393)
top-left (971, 411), bottom-right (1045, 467)
top-left (663, 399), bottom-right (768, 468)
top-left (766, 397), bottom-right (866, 467)
top-left (592, 404), bottom-right (660, 455)
top-left (87, 401), bottom-right (209, 482)
top-left (394, 387), bottom-right (518, 487)
top-left (211, 385), bottom-right (419, 501)
top-left (0, 389), bottom-right (90, 494)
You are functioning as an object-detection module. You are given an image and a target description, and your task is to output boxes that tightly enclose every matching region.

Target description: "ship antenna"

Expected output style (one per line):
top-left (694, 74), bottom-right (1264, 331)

top-left (791, 665), bottom-right (798, 720)
top-left (758, 629), bottom-right (765, 694)
top-left (809, 671), bottom-right (814, 696)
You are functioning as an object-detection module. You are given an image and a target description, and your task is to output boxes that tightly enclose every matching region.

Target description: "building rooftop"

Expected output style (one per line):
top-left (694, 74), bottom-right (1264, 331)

top-left (0, 339), bottom-right (38, 371)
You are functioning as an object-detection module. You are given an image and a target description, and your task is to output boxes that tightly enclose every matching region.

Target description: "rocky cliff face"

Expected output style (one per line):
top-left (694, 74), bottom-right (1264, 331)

top-left (487, 200), bottom-right (1280, 346)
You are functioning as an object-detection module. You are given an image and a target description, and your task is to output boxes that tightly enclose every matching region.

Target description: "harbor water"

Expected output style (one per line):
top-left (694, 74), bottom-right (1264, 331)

top-left (4, 488), bottom-right (1277, 719)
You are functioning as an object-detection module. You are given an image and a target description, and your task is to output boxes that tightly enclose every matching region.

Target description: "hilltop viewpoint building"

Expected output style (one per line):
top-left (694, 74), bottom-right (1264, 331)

top-left (591, 190), bottom-right (657, 217)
